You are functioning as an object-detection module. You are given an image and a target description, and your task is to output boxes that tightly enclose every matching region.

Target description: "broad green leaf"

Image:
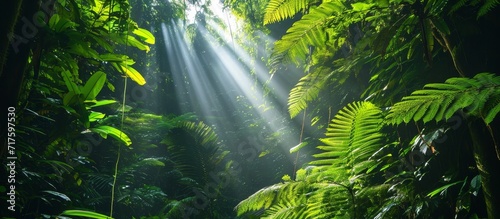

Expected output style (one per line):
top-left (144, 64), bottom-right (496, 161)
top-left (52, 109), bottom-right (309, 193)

top-left (61, 70), bottom-right (81, 94)
top-left (100, 53), bottom-right (127, 62)
top-left (82, 71), bottom-right (106, 100)
top-left (87, 99), bottom-right (118, 108)
top-left (133, 27), bottom-right (155, 44)
top-left (351, 2), bottom-right (374, 11)
top-left (68, 43), bottom-right (99, 59)
top-left (119, 64), bottom-right (146, 85)
top-left (90, 125), bottom-right (132, 146)
top-left (49, 14), bottom-right (77, 32)
top-left (60, 210), bottom-right (113, 219)
top-left (48, 14), bottom-right (60, 29)
top-left (470, 175), bottom-right (481, 196)
top-left (88, 111), bottom-right (106, 122)
top-left (63, 91), bottom-right (80, 106)
top-left (99, 53), bottom-right (135, 65)
top-left (127, 35), bottom-right (150, 52)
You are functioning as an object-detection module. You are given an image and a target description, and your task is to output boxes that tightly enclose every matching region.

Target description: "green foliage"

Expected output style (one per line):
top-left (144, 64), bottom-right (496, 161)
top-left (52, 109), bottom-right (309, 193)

top-left (236, 101), bottom-right (389, 218)
top-left (60, 209), bottom-right (113, 219)
top-left (288, 67), bottom-right (333, 118)
top-left (263, 0), bottom-right (315, 25)
top-left (311, 102), bottom-right (384, 171)
top-left (270, 1), bottom-right (345, 67)
top-left (90, 125), bottom-right (133, 146)
top-left (450, 0), bottom-right (499, 18)
top-left (387, 73), bottom-right (500, 124)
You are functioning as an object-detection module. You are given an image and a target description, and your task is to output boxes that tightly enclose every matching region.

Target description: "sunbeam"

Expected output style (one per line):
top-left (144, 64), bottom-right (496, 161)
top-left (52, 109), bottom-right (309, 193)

top-left (160, 12), bottom-right (301, 164)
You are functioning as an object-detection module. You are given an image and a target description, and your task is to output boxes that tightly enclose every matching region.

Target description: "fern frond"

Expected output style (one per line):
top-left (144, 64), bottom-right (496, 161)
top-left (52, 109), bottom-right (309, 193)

top-left (311, 102), bottom-right (384, 172)
top-left (264, 0), bottom-right (314, 25)
top-left (270, 1), bottom-right (346, 67)
top-left (449, 0), bottom-right (499, 18)
top-left (305, 182), bottom-right (352, 218)
top-left (179, 121), bottom-right (218, 145)
top-left (235, 182), bottom-right (308, 217)
top-left (478, 0), bottom-right (499, 17)
top-left (387, 73), bottom-right (500, 125)
top-left (288, 67), bottom-right (334, 118)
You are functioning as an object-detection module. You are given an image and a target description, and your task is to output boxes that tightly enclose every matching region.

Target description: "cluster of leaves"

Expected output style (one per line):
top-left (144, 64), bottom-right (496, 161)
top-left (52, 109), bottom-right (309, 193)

top-left (235, 0), bottom-right (500, 218)
top-left (237, 72), bottom-right (500, 217)
top-left (260, 0), bottom-right (498, 119)
top-left (2, 0), bottom-right (155, 216)
top-left (2, 0), bottom-right (239, 218)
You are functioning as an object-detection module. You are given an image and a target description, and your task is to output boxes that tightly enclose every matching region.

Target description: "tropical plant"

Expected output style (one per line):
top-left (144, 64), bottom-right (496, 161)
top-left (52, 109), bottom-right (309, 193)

top-left (237, 0), bottom-right (500, 217)
top-left (236, 101), bottom-right (394, 218)
top-left (386, 72), bottom-right (500, 218)
top-left (237, 73), bottom-right (500, 217)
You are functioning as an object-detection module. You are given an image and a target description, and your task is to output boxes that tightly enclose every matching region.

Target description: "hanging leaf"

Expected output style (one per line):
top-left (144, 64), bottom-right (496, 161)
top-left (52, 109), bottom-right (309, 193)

top-left (118, 64), bottom-right (146, 85)
top-left (63, 91), bottom-right (80, 106)
top-left (127, 35), bottom-right (150, 52)
top-left (133, 27), bottom-right (155, 44)
top-left (61, 70), bottom-right (81, 94)
top-left (82, 71), bottom-right (107, 100)
top-left (90, 125), bottom-right (132, 146)
top-left (88, 111), bottom-right (106, 122)
top-left (87, 99), bottom-right (118, 108)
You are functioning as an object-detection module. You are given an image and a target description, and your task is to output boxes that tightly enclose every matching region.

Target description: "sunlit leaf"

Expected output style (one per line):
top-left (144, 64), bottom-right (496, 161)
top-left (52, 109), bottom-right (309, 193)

top-left (290, 142), bottom-right (308, 154)
top-left (88, 111), bottom-right (106, 122)
top-left (119, 64), bottom-right (146, 85)
top-left (90, 125), bottom-right (132, 146)
top-left (60, 210), bottom-right (113, 219)
top-left (87, 99), bottom-right (118, 108)
top-left (133, 27), bottom-right (155, 44)
top-left (427, 180), bottom-right (464, 198)
top-left (82, 71), bottom-right (106, 100)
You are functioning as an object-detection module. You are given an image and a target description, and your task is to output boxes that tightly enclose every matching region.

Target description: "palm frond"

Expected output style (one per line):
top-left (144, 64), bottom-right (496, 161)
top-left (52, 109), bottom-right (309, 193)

top-left (386, 73), bottom-right (500, 125)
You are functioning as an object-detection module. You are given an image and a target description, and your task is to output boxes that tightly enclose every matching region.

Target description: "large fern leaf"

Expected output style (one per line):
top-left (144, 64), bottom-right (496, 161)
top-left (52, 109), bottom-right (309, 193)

top-left (235, 182), bottom-right (308, 217)
top-left (270, 1), bottom-right (346, 67)
top-left (310, 101), bottom-right (384, 174)
top-left (263, 0), bottom-right (314, 25)
top-left (386, 73), bottom-right (500, 125)
top-left (236, 102), bottom-right (390, 218)
top-left (288, 67), bottom-right (334, 118)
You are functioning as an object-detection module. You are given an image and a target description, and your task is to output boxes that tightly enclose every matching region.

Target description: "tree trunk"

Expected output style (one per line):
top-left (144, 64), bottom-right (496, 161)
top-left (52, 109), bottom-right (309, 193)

top-left (0, 0), bottom-right (40, 157)
top-left (468, 118), bottom-right (500, 219)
